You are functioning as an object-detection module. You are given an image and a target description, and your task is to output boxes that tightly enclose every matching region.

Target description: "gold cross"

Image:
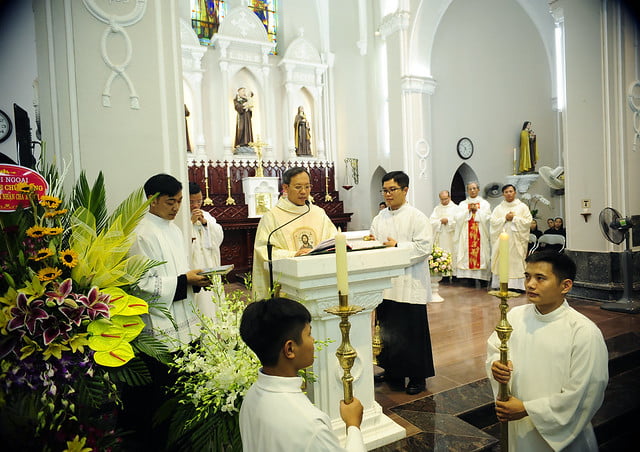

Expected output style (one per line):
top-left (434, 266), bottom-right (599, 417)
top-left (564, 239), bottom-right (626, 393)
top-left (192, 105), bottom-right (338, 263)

top-left (248, 135), bottom-right (267, 177)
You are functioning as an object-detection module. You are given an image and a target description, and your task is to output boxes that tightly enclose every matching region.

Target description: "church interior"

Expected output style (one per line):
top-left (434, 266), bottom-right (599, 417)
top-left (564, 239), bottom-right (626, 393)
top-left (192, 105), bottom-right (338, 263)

top-left (0, 0), bottom-right (639, 450)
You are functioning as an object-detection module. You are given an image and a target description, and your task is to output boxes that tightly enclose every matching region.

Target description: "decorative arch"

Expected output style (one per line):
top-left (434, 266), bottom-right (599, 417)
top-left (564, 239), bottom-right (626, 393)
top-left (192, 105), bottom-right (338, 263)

top-left (450, 162), bottom-right (478, 204)
top-left (370, 165), bottom-right (387, 213)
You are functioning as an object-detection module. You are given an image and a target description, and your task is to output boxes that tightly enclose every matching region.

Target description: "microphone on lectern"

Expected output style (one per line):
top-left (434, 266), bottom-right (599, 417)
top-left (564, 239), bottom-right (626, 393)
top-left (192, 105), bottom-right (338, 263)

top-left (266, 200), bottom-right (311, 294)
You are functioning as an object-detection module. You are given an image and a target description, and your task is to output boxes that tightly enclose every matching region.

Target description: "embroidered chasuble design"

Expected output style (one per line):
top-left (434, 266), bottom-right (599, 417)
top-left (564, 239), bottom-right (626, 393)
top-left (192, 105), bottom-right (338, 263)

top-left (468, 211), bottom-right (481, 269)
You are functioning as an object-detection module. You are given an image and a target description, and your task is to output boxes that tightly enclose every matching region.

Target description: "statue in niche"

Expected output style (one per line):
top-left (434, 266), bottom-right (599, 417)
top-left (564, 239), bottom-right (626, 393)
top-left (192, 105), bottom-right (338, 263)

top-left (234, 87), bottom-right (254, 150)
top-left (255, 192), bottom-right (270, 215)
top-left (184, 104), bottom-right (192, 152)
top-left (518, 120), bottom-right (538, 173)
top-left (294, 106), bottom-right (312, 156)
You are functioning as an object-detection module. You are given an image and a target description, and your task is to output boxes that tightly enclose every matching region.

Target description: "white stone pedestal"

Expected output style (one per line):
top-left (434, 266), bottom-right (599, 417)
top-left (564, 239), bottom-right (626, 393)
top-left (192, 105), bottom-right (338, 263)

top-left (242, 177), bottom-right (279, 218)
top-left (272, 248), bottom-right (408, 450)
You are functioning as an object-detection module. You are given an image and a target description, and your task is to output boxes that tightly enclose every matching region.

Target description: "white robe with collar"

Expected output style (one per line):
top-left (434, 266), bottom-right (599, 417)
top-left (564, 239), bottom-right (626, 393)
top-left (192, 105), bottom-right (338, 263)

top-left (240, 370), bottom-right (365, 452)
top-left (454, 196), bottom-right (492, 280)
top-left (130, 212), bottom-right (200, 351)
top-left (429, 202), bottom-right (460, 260)
top-left (190, 210), bottom-right (224, 318)
top-left (370, 203), bottom-right (433, 304)
top-left (486, 302), bottom-right (608, 451)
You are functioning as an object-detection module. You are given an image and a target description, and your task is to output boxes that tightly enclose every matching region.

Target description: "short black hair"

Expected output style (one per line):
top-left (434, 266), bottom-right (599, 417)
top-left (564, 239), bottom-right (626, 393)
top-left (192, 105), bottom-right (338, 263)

top-left (240, 297), bottom-right (312, 367)
top-left (502, 184), bottom-right (516, 193)
top-left (382, 171), bottom-right (409, 188)
top-left (282, 167), bottom-right (309, 185)
top-left (143, 174), bottom-right (182, 198)
top-left (379, 201), bottom-right (386, 206)
top-left (189, 182), bottom-right (202, 195)
top-left (526, 251), bottom-right (576, 282)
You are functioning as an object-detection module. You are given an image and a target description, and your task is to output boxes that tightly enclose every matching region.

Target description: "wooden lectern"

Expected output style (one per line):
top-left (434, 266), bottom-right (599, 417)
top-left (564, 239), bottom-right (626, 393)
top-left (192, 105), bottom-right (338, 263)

top-left (271, 247), bottom-right (409, 450)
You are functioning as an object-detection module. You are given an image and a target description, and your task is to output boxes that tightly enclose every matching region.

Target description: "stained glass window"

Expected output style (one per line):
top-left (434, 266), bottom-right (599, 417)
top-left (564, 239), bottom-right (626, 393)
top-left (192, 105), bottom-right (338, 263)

top-left (191, 0), bottom-right (226, 46)
top-left (249, 0), bottom-right (278, 51)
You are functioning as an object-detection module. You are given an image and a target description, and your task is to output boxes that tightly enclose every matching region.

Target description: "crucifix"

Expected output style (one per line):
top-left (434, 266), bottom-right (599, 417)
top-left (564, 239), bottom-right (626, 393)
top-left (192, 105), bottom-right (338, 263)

top-left (248, 135), bottom-right (267, 177)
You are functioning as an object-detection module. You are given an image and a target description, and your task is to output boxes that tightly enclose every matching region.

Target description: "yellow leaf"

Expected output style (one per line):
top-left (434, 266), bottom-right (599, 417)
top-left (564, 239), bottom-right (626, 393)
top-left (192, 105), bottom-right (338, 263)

top-left (93, 342), bottom-right (134, 367)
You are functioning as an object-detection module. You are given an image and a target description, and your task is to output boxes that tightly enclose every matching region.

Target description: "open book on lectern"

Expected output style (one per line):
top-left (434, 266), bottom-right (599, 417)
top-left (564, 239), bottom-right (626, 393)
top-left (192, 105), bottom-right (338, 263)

top-left (306, 236), bottom-right (386, 255)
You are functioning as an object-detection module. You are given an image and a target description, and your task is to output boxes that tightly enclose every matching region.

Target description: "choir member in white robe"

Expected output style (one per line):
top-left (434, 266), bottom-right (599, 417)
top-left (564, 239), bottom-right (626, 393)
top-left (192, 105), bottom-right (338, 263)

top-left (252, 168), bottom-right (337, 300)
top-left (124, 174), bottom-right (211, 447)
top-left (429, 190), bottom-right (460, 269)
top-left (369, 171), bottom-right (435, 395)
top-left (489, 184), bottom-right (532, 290)
top-left (453, 182), bottom-right (492, 282)
top-left (487, 252), bottom-right (608, 452)
top-left (189, 182), bottom-right (225, 318)
top-left (239, 298), bottom-right (366, 452)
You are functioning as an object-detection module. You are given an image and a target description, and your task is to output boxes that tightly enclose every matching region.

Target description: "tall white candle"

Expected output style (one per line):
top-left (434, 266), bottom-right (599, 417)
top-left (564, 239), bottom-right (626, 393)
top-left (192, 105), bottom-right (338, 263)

top-left (499, 232), bottom-right (509, 284)
top-left (335, 230), bottom-right (349, 299)
top-left (226, 165), bottom-right (231, 179)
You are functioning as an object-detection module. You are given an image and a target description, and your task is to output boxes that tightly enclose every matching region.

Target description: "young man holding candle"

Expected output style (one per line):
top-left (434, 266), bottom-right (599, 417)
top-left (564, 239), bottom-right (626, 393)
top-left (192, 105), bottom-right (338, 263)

top-left (369, 171), bottom-right (435, 395)
top-left (252, 167), bottom-right (337, 300)
top-left (486, 252), bottom-right (608, 451)
top-left (489, 184), bottom-right (532, 291)
top-left (239, 297), bottom-right (366, 452)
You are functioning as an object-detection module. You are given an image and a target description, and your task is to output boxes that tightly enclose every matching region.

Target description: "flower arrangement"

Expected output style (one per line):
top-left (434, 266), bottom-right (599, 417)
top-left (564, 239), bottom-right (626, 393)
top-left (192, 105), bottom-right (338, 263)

top-left (159, 281), bottom-right (260, 451)
top-left (0, 162), bottom-right (165, 450)
top-left (521, 192), bottom-right (550, 219)
top-left (428, 245), bottom-right (452, 276)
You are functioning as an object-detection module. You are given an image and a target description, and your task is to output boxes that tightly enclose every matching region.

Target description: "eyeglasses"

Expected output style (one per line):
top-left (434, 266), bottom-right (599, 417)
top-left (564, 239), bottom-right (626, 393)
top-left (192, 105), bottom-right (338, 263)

top-left (380, 187), bottom-right (402, 195)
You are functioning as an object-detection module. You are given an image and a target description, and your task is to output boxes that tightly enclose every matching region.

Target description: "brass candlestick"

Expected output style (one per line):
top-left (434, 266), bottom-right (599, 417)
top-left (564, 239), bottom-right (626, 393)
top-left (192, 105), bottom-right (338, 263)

top-left (225, 175), bottom-right (236, 206)
top-left (372, 319), bottom-right (382, 365)
top-left (325, 293), bottom-right (363, 404)
top-left (203, 168), bottom-right (213, 206)
top-left (488, 282), bottom-right (518, 451)
top-left (324, 169), bottom-right (333, 202)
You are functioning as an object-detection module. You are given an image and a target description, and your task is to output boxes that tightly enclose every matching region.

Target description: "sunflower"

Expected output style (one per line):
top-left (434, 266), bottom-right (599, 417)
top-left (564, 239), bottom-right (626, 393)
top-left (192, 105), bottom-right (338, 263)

top-left (43, 209), bottom-right (68, 218)
top-left (26, 225), bottom-right (47, 238)
top-left (45, 227), bottom-right (64, 236)
top-left (15, 182), bottom-right (36, 193)
top-left (39, 195), bottom-right (62, 209)
top-left (30, 248), bottom-right (55, 261)
top-left (59, 249), bottom-right (79, 268)
top-left (38, 267), bottom-right (62, 282)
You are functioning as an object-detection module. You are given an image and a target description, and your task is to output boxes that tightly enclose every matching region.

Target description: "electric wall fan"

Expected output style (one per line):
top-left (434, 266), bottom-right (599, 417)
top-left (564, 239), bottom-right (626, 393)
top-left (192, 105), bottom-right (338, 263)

top-left (599, 207), bottom-right (639, 313)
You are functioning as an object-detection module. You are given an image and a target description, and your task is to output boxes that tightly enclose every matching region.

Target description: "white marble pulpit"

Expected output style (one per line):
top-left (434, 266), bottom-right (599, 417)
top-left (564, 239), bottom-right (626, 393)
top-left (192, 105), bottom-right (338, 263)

top-left (271, 247), bottom-right (409, 450)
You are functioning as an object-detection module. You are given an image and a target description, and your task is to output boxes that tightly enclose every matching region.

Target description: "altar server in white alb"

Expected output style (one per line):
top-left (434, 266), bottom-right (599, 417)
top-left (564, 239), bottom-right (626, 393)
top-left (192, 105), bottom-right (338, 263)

top-left (487, 252), bottom-right (608, 452)
top-left (252, 167), bottom-right (337, 300)
top-left (429, 190), bottom-right (460, 268)
top-left (239, 297), bottom-right (366, 452)
top-left (188, 182), bottom-right (224, 318)
top-left (454, 181), bottom-right (492, 284)
top-left (131, 174), bottom-right (210, 349)
top-left (489, 184), bottom-right (532, 290)
top-left (369, 171), bottom-right (435, 395)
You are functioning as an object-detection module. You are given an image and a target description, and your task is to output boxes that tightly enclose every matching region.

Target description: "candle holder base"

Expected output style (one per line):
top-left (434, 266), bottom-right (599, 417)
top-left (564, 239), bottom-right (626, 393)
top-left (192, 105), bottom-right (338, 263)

top-left (488, 289), bottom-right (521, 299)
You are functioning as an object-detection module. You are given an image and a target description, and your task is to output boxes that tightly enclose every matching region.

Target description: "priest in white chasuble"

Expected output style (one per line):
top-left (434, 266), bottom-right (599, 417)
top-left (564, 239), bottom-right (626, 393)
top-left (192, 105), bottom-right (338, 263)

top-left (453, 181), bottom-right (492, 283)
top-left (252, 167), bottom-right (337, 300)
top-left (429, 190), bottom-right (460, 266)
top-left (188, 182), bottom-right (225, 318)
top-left (487, 252), bottom-right (608, 452)
top-left (489, 184), bottom-right (532, 290)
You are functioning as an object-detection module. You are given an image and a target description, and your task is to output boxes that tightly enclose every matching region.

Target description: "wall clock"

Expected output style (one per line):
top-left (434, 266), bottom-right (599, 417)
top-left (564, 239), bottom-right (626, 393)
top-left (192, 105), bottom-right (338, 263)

top-left (0, 109), bottom-right (12, 143)
top-left (456, 137), bottom-right (473, 159)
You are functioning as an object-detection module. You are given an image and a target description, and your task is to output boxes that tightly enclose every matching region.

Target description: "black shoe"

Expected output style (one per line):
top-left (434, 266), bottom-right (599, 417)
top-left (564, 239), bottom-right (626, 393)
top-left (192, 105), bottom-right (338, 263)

top-left (386, 377), bottom-right (405, 392)
top-left (374, 373), bottom-right (385, 383)
top-left (405, 379), bottom-right (426, 395)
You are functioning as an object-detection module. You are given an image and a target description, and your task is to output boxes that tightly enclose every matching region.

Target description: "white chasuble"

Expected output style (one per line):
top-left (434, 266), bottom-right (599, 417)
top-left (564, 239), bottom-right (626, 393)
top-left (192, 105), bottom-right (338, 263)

top-left (370, 203), bottom-right (433, 305)
top-left (130, 212), bottom-right (200, 351)
top-left (489, 199), bottom-right (532, 289)
top-left (486, 303), bottom-right (608, 451)
top-left (252, 197), bottom-right (337, 300)
top-left (454, 196), bottom-right (492, 280)
top-left (190, 210), bottom-right (224, 318)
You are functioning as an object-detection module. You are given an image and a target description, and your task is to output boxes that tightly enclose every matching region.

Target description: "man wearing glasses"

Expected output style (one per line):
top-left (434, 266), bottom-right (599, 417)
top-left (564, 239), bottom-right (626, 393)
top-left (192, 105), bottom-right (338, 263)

top-left (369, 171), bottom-right (435, 395)
top-left (252, 167), bottom-right (337, 300)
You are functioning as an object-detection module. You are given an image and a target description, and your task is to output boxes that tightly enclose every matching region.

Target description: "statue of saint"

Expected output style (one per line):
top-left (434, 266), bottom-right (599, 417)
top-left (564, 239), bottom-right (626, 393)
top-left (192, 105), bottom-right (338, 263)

top-left (294, 106), bottom-right (312, 156)
top-left (234, 87), bottom-right (254, 149)
top-left (519, 120), bottom-right (538, 173)
top-left (184, 104), bottom-right (192, 152)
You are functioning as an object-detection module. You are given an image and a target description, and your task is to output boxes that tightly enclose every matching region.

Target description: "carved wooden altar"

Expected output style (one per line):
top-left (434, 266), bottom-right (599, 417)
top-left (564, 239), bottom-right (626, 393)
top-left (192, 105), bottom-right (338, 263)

top-left (188, 159), bottom-right (352, 281)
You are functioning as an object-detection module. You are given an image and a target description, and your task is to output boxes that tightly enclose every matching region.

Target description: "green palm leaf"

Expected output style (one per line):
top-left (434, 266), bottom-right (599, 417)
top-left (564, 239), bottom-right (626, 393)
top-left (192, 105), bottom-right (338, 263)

top-left (108, 357), bottom-right (152, 386)
top-left (108, 187), bottom-right (154, 237)
top-left (72, 171), bottom-right (108, 235)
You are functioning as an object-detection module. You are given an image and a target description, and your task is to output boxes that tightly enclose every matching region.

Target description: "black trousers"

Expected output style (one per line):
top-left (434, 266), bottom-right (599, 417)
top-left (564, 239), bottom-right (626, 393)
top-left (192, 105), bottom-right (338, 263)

top-left (376, 299), bottom-right (435, 380)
